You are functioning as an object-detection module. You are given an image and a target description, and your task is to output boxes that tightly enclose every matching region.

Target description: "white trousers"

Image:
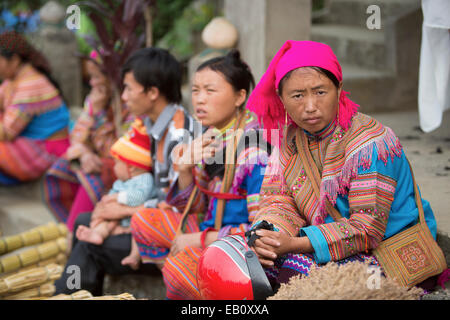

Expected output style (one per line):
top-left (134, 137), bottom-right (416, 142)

top-left (418, 25), bottom-right (450, 132)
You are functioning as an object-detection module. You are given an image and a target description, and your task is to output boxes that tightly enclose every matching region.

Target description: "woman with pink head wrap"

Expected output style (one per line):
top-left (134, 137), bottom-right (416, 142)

top-left (231, 40), bottom-right (441, 293)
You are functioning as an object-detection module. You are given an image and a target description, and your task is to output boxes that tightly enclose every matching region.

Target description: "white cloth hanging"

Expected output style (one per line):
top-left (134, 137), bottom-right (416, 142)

top-left (418, 0), bottom-right (450, 132)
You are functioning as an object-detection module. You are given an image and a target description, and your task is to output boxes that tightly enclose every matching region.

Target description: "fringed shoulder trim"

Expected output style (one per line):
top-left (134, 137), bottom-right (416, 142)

top-left (315, 113), bottom-right (402, 224)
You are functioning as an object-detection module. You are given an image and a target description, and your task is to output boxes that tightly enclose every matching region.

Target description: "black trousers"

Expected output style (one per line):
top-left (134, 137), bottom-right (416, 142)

top-left (54, 212), bottom-right (159, 296)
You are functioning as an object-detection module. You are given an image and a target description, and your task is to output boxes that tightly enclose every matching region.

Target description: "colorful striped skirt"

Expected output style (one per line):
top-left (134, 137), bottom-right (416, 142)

top-left (43, 156), bottom-right (116, 227)
top-left (131, 207), bottom-right (203, 299)
top-left (131, 207), bottom-right (251, 300)
top-left (132, 206), bottom-right (382, 300)
top-left (0, 136), bottom-right (69, 183)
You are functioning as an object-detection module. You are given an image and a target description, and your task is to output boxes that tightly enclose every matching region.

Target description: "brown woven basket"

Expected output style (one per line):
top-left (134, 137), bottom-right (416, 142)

top-left (0, 222), bottom-right (68, 255)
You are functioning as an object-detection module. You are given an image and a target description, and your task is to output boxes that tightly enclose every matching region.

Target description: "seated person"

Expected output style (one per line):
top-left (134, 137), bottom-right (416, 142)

top-left (44, 50), bottom-right (132, 233)
top-left (0, 31), bottom-right (70, 184)
top-left (53, 47), bottom-right (200, 296)
top-left (76, 119), bottom-right (156, 271)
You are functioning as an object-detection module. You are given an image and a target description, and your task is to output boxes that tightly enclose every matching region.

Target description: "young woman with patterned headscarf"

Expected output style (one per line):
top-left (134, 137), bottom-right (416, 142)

top-left (245, 40), bottom-right (442, 289)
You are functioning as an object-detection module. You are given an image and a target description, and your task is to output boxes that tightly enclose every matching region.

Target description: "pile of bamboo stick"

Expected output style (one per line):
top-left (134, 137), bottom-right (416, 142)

top-left (46, 290), bottom-right (136, 300)
top-left (0, 222), bottom-right (69, 299)
top-left (0, 222), bottom-right (138, 300)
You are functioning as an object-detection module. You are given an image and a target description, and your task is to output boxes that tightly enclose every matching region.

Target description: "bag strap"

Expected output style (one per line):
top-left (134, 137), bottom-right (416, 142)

top-left (295, 128), bottom-right (427, 226)
top-left (175, 111), bottom-right (247, 235)
top-left (407, 159), bottom-right (426, 225)
top-left (175, 184), bottom-right (199, 236)
top-left (214, 110), bottom-right (247, 230)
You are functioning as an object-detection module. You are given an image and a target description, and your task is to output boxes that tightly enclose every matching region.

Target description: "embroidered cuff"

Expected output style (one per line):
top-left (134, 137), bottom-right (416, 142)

top-left (300, 225), bottom-right (331, 264)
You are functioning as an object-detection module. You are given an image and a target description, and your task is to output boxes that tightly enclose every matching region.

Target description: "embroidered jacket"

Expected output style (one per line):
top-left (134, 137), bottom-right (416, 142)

top-left (254, 113), bottom-right (437, 263)
top-left (167, 110), bottom-right (270, 238)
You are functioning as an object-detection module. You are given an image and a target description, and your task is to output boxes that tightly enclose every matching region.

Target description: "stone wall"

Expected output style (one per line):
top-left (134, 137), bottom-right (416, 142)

top-left (30, 26), bottom-right (83, 108)
top-left (224, 0), bottom-right (311, 82)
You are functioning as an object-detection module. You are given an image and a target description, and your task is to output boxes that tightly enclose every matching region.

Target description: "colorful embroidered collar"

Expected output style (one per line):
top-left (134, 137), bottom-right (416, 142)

top-left (304, 119), bottom-right (337, 141)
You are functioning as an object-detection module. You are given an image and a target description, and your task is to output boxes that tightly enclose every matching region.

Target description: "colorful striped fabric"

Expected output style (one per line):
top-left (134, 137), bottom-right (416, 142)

top-left (0, 63), bottom-right (69, 182)
top-left (131, 110), bottom-right (269, 299)
top-left (131, 207), bottom-right (202, 264)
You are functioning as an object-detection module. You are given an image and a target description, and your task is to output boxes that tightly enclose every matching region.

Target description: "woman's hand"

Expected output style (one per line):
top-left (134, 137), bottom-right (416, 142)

top-left (91, 199), bottom-right (140, 222)
top-left (170, 232), bottom-right (202, 257)
top-left (251, 229), bottom-right (293, 267)
top-left (101, 193), bottom-right (118, 203)
top-left (251, 229), bottom-right (313, 268)
top-left (66, 143), bottom-right (89, 161)
top-left (173, 128), bottom-right (222, 190)
top-left (79, 151), bottom-right (103, 174)
top-left (174, 128), bottom-right (221, 173)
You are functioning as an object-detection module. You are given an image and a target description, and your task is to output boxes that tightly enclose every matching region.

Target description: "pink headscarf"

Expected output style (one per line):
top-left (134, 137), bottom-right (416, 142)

top-left (246, 40), bottom-right (359, 143)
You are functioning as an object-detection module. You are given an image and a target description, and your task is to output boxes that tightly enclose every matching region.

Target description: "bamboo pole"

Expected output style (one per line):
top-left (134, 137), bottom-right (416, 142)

top-left (0, 237), bottom-right (67, 274)
top-left (0, 253), bottom-right (67, 279)
top-left (0, 263), bottom-right (62, 295)
top-left (45, 290), bottom-right (93, 300)
top-left (85, 293), bottom-right (136, 300)
top-left (0, 222), bottom-right (68, 255)
top-left (1, 281), bottom-right (55, 300)
top-left (144, 4), bottom-right (153, 47)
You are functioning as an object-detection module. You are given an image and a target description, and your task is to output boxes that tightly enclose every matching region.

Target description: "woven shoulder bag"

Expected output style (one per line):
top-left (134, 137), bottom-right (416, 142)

top-left (296, 129), bottom-right (447, 288)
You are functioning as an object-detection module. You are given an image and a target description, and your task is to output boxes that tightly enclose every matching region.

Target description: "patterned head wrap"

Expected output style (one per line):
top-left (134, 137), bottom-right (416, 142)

top-left (0, 31), bottom-right (51, 74)
top-left (246, 40), bottom-right (359, 143)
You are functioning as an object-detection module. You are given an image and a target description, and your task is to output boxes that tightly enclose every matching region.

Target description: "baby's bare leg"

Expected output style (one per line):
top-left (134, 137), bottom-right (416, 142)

top-left (121, 238), bottom-right (141, 270)
top-left (76, 220), bottom-right (115, 245)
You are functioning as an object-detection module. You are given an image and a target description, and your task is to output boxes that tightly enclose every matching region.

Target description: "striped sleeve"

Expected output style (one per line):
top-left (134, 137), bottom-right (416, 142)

top-left (253, 148), bottom-right (306, 236)
top-left (2, 106), bottom-right (32, 139)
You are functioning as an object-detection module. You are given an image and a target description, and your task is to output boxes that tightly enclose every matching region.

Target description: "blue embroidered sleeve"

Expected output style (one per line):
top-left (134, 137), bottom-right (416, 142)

top-left (300, 226), bottom-right (331, 264)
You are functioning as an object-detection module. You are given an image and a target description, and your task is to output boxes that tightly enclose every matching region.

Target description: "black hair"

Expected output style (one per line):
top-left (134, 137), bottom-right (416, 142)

top-left (196, 49), bottom-right (255, 107)
top-left (278, 66), bottom-right (340, 96)
top-left (0, 47), bottom-right (64, 100)
top-left (121, 47), bottom-right (182, 104)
